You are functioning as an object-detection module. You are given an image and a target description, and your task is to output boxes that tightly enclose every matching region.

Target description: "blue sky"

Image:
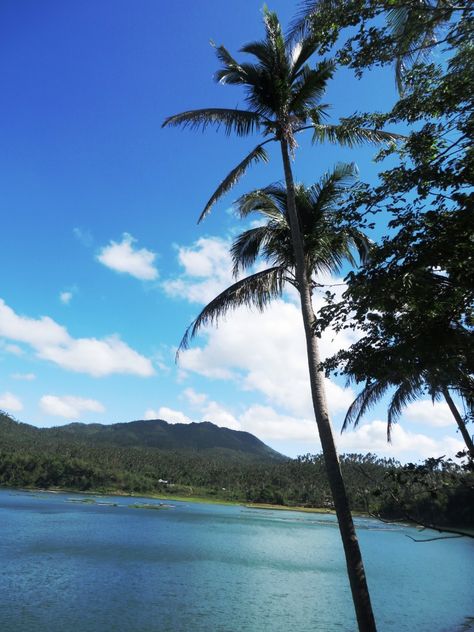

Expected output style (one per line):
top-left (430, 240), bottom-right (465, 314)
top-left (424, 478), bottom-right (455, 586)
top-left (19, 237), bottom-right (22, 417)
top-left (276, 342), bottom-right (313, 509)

top-left (0, 1), bottom-right (464, 460)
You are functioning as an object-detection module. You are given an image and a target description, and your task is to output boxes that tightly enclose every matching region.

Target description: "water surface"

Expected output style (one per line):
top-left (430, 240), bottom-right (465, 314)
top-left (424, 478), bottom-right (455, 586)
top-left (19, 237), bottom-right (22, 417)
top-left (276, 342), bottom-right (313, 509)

top-left (0, 489), bottom-right (472, 631)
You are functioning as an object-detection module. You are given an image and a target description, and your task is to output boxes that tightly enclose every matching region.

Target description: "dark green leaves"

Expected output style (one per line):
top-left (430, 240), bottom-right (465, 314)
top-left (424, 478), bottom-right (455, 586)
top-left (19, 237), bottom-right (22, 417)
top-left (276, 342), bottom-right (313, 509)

top-left (311, 119), bottom-right (404, 147)
top-left (178, 267), bottom-right (286, 354)
top-left (162, 108), bottom-right (264, 137)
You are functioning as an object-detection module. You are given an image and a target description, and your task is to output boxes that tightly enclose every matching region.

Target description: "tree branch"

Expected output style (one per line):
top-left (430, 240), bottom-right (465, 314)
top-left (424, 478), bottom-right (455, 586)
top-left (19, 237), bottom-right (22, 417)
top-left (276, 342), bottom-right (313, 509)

top-left (405, 533), bottom-right (464, 542)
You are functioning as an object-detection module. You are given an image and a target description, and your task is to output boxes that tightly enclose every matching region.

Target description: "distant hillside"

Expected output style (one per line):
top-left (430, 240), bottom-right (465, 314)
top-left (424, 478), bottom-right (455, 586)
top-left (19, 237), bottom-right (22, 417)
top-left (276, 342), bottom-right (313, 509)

top-left (0, 413), bottom-right (42, 442)
top-left (1, 412), bottom-right (472, 530)
top-left (0, 413), bottom-right (285, 462)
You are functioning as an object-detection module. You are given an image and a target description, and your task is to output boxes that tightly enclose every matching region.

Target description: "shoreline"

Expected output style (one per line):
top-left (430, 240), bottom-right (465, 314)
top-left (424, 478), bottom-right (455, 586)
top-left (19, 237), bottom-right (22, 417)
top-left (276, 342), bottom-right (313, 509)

top-left (13, 485), bottom-right (340, 514)
top-left (9, 486), bottom-right (474, 534)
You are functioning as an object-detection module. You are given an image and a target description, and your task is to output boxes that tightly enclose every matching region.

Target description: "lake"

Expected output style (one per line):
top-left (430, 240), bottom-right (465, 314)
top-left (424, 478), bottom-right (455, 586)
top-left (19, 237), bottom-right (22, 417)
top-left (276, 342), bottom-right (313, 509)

top-left (0, 489), bottom-right (472, 631)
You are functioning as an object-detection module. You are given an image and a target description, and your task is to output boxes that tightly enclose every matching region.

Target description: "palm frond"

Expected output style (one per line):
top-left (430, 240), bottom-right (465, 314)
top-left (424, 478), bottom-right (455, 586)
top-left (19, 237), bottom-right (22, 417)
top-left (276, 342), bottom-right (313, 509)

top-left (162, 108), bottom-right (263, 137)
top-left (231, 226), bottom-right (273, 276)
top-left (312, 122), bottom-right (404, 147)
top-left (213, 44), bottom-right (248, 85)
top-left (307, 104), bottom-right (330, 126)
top-left (240, 40), bottom-right (274, 68)
top-left (342, 227), bottom-right (373, 265)
top-left (342, 380), bottom-right (390, 432)
top-left (235, 185), bottom-right (287, 218)
top-left (289, 37), bottom-right (314, 74)
top-left (233, 166), bottom-right (371, 280)
top-left (178, 266), bottom-right (286, 355)
top-left (198, 142), bottom-right (271, 222)
top-left (214, 68), bottom-right (246, 85)
top-left (311, 243), bottom-right (359, 277)
top-left (387, 377), bottom-right (425, 440)
top-left (262, 8), bottom-right (288, 74)
top-left (290, 62), bottom-right (335, 116)
top-left (287, 0), bottom-right (321, 42)
top-left (387, 4), bottom-right (438, 93)
top-left (302, 162), bottom-right (371, 270)
top-left (326, 160), bottom-right (359, 185)
top-left (307, 162), bottom-right (358, 212)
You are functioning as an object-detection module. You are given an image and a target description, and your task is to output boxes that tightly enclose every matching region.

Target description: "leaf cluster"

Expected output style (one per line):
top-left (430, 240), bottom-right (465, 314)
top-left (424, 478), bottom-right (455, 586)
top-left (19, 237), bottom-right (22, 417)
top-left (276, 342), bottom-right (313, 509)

top-left (309, 1), bottom-right (473, 442)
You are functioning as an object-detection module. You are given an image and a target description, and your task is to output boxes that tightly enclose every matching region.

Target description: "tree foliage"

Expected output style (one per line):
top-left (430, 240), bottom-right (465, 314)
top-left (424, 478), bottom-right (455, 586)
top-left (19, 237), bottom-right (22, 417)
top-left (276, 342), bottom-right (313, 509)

top-left (294, 1), bottom-right (474, 450)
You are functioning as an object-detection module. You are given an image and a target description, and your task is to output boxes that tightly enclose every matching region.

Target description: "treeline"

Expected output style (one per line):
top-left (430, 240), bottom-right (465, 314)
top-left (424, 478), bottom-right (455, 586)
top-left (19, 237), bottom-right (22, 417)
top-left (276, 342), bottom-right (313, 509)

top-left (1, 424), bottom-right (472, 529)
top-left (0, 437), bottom-right (387, 507)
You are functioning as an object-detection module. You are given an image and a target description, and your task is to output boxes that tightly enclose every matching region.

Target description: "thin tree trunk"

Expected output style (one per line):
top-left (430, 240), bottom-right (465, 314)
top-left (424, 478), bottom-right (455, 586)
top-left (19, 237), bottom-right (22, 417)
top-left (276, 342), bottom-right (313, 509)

top-left (442, 387), bottom-right (474, 457)
top-left (280, 139), bottom-right (377, 632)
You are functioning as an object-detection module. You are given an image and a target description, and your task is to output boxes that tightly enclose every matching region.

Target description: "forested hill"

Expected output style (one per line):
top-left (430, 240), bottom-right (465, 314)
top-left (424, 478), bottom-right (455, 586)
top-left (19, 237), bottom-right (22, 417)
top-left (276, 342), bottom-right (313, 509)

top-left (0, 412), bottom-right (472, 529)
top-left (0, 413), bottom-right (285, 462)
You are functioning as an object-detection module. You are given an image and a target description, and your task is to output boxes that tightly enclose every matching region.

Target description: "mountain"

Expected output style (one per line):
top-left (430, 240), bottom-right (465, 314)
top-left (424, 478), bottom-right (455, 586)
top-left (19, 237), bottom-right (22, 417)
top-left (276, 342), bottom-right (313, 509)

top-left (0, 413), bottom-right (285, 462)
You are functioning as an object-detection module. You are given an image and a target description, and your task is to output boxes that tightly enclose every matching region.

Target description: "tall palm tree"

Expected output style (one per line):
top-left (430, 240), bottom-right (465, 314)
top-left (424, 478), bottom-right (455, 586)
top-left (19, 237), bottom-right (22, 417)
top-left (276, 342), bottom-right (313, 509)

top-left (163, 12), bottom-right (400, 630)
top-left (176, 161), bottom-right (377, 629)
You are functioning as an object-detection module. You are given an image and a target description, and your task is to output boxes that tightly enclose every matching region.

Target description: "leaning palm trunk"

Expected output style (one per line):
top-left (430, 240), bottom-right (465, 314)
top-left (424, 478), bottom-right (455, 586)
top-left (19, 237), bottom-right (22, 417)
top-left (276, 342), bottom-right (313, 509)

top-left (161, 10), bottom-right (404, 627)
top-left (280, 140), bottom-right (377, 631)
top-left (442, 388), bottom-right (474, 457)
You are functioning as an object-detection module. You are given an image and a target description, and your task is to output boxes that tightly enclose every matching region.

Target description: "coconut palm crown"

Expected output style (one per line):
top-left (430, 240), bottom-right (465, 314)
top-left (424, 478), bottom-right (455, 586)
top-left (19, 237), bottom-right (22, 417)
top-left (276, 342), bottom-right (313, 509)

top-left (179, 163), bottom-right (370, 352)
top-left (162, 8), bottom-right (401, 222)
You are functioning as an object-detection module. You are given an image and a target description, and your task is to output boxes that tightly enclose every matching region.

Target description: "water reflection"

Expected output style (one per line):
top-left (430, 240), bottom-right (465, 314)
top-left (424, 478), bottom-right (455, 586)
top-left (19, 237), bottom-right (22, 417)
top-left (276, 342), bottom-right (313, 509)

top-left (0, 489), bottom-right (472, 632)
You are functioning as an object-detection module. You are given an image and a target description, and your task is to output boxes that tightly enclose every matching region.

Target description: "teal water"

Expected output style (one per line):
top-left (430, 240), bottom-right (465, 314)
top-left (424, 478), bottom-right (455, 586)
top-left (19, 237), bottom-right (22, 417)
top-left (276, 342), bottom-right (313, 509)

top-left (0, 489), bottom-right (472, 632)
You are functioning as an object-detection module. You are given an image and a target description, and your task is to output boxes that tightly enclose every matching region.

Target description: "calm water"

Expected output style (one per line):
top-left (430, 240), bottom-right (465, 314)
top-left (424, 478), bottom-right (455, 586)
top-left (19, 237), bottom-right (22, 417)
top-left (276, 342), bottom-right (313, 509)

top-left (0, 489), bottom-right (472, 632)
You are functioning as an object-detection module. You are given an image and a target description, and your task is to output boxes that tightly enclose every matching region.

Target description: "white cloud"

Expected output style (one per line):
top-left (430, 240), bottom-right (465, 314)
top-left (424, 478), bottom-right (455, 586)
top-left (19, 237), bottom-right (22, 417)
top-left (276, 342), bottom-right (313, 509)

top-left (60, 291), bottom-right (73, 305)
top-left (73, 227), bottom-right (93, 247)
top-left (338, 419), bottom-right (465, 460)
top-left (181, 389), bottom-right (316, 440)
top-left (404, 400), bottom-right (453, 428)
top-left (0, 392), bottom-right (23, 412)
top-left (182, 388), bottom-right (241, 430)
top-left (38, 335), bottom-right (154, 378)
top-left (165, 236), bottom-right (357, 420)
top-left (0, 341), bottom-right (25, 355)
top-left (0, 298), bottom-right (154, 377)
top-left (177, 237), bottom-right (229, 278)
top-left (11, 372), bottom-right (36, 381)
top-left (239, 405), bottom-right (316, 441)
top-left (163, 237), bottom-right (234, 303)
top-left (144, 406), bottom-right (192, 424)
top-left (97, 233), bottom-right (158, 281)
top-left (200, 400), bottom-right (241, 430)
top-left (179, 347), bottom-right (236, 380)
top-left (183, 387), bottom-right (208, 407)
top-left (0, 300), bottom-right (69, 347)
top-left (179, 299), bottom-right (356, 419)
top-left (40, 395), bottom-right (105, 419)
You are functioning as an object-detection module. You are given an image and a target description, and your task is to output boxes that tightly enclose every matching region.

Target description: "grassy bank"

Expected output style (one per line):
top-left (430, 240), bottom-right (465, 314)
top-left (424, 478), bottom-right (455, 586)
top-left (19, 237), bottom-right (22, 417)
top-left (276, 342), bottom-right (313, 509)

top-left (19, 485), bottom-right (337, 513)
top-left (11, 486), bottom-right (474, 535)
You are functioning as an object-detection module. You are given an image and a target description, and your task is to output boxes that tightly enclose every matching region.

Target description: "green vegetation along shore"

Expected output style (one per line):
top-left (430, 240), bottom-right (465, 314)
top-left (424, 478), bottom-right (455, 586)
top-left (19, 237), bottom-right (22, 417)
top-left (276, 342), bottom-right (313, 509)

top-left (1, 413), bottom-right (472, 531)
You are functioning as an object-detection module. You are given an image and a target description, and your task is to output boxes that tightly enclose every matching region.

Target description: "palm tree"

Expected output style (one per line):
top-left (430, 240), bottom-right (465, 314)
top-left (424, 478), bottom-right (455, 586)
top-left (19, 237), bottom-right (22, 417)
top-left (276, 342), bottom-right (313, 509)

top-left (342, 361), bottom-right (474, 458)
top-left (163, 12), bottom-right (400, 630)
top-left (176, 164), bottom-right (378, 629)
